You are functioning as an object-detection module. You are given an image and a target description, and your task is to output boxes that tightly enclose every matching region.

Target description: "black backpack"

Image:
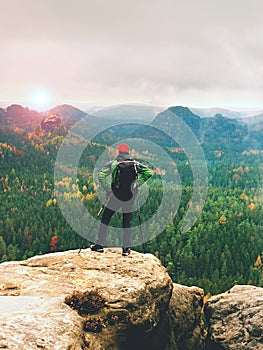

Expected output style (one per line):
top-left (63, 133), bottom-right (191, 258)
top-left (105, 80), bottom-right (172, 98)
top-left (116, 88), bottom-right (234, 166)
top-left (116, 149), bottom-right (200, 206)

top-left (111, 160), bottom-right (138, 201)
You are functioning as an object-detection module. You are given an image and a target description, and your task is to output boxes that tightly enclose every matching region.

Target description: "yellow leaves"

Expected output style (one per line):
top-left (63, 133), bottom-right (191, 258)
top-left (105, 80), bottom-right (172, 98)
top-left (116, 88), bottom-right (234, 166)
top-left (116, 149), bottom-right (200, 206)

top-left (72, 183), bottom-right (78, 191)
top-left (214, 150), bottom-right (223, 158)
top-left (218, 215), bottom-right (227, 224)
top-left (84, 192), bottom-right (95, 201)
top-left (63, 190), bottom-right (82, 200)
top-left (54, 177), bottom-right (72, 188)
top-left (0, 143), bottom-right (20, 158)
top-left (54, 177), bottom-right (97, 202)
top-left (36, 144), bottom-right (45, 152)
top-left (242, 149), bottom-right (263, 155)
top-left (46, 199), bottom-right (53, 207)
top-left (46, 198), bottom-right (57, 207)
top-left (240, 194), bottom-right (257, 210)
top-left (55, 178), bottom-right (96, 202)
top-left (4, 175), bottom-right (9, 184)
top-left (240, 193), bottom-right (249, 202)
top-left (233, 166), bottom-right (247, 174)
top-left (254, 255), bottom-right (262, 269)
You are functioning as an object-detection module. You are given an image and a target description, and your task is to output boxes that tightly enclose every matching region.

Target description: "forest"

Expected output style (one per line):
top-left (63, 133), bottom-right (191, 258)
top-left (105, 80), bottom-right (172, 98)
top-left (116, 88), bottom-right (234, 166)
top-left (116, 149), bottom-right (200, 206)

top-left (0, 111), bottom-right (262, 295)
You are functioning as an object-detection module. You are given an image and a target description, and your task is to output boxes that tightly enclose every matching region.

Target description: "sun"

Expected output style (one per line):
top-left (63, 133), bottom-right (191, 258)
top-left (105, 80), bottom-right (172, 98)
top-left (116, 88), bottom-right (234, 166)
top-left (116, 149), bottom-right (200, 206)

top-left (29, 89), bottom-right (51, 111)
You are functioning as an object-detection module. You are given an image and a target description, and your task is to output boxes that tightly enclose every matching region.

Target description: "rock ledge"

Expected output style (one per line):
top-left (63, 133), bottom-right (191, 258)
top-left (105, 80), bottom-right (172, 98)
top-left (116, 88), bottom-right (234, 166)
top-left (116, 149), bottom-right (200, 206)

top-left (0, 248), bottom-right (174, 349)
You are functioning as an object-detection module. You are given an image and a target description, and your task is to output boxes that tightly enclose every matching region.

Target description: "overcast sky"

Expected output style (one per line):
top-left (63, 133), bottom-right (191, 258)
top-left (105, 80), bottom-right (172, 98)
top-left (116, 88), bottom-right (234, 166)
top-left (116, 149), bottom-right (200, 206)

top-left (1, 0), bottom-right (263, 110)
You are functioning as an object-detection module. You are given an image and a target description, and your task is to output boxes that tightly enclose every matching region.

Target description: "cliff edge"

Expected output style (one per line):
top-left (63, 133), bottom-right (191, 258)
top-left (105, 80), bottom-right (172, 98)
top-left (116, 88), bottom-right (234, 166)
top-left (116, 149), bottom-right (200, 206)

top-left (0, 248), bottom-right (205, 350)
top-left (205, 284), bottom-right (263, 350)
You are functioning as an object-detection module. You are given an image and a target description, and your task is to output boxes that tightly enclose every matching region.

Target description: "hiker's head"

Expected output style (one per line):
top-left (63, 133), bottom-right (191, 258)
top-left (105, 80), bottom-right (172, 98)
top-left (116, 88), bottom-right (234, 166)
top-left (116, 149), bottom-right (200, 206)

top-left (116, 143), bottom-right (130, 153)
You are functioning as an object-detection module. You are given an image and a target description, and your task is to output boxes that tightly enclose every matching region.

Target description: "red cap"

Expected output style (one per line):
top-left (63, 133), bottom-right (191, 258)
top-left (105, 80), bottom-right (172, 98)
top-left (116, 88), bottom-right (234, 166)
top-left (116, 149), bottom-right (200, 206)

top-left (116, 143), bottom-right (130, 153)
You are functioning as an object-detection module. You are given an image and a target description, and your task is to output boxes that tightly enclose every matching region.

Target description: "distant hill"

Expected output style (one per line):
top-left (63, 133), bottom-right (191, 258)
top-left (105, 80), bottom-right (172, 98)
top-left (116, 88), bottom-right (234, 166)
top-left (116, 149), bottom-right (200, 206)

top-left (201, 114), bottom-right (249, 148)
top-left (91, 104), bottom-right (163, 122)
top-left (0, 104), bottom-right (42, 126)
top-left (152, 106), bottom-right (261, 150)
top-left (152, 106), bottom-right (202, 139)
top-left (238, 113), bottom-right (263, 132)
top-left (0, 107), bottom-right (7, 126)
top-left (191, 107), bottom-right (263, 119)
top-left (1, 102), bottom-right (262, 150)
top-left (46, 104), bottom-right (92, 121)
top-left (190, 107), bottom-right (244, 119)
top-left (93, 105), bottom-right (262, 150)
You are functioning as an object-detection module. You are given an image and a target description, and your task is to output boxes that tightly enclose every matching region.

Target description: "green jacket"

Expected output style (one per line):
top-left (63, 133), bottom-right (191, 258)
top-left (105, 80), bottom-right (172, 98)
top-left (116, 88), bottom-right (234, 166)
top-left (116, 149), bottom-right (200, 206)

top-left (98, 152), bottom-right (153, 193)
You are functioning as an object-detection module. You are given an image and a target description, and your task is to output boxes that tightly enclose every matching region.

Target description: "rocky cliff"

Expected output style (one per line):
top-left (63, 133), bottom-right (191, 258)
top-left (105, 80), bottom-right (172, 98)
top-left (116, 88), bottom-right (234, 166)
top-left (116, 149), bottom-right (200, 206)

top-left (0, 249), bottom-right (205, 350)
top-left (1, 249), bottom-right (262, 350)
top-left (205, 285), bottom-right (263, 350)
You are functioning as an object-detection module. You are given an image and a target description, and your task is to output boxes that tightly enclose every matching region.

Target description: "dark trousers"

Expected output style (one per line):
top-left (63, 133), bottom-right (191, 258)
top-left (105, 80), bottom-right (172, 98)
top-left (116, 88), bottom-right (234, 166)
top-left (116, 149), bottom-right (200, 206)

top-left (97, 195), bottom-right (134, 248)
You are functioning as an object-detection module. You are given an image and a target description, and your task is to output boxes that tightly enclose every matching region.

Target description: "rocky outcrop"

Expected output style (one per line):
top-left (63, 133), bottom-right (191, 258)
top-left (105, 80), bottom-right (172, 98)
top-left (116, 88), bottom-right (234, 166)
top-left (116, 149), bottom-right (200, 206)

top-left (41, 113), bottom-right (62, 131)
top-left (6, 104), bottom-right (41, 124)
top-left (168, 284), bottom-right (206, 350)
top-left (3, 249), bottom-right (262, 350)
top-left (205, 285), bottom-right (263, 350)
top-left (0, 248), bottom-right (205, 350)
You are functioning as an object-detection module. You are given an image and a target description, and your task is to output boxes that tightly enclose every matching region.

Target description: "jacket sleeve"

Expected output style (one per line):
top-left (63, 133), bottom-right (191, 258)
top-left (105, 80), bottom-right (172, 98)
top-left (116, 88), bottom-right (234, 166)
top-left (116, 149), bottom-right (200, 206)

top-left (136, 161), bottom-right (153, 183)
top-left (98, 161), bottom-right (113, 192)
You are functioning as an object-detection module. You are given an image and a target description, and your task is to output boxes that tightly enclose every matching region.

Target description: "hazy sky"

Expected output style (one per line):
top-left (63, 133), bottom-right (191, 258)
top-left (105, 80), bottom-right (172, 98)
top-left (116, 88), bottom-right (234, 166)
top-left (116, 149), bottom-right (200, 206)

top-left (1, 0), bottom-right (263, 110)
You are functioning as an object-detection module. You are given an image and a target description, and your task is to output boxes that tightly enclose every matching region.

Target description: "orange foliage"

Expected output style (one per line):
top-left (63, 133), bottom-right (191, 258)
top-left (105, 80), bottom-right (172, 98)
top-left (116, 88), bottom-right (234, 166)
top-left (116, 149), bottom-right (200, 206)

top-left (14, 149), bottom-right (25, 157)
top-left (232, 173), bottom-right (242, 181)
top-left (248, 203), bottom-right (256, 210)
top-left (170, 147), bottom-right (184, 153)
top-left (154, 167), bottom-right (166, 175)
top-left (203, 292), bottom-right (212, 305)
top-left (50, 235), bottom-right (58, 252)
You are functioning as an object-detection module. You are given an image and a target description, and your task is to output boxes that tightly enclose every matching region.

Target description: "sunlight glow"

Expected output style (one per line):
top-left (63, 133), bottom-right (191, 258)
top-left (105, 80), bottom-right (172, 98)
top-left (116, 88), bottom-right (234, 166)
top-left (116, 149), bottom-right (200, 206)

top-left (29, 89), bottom-right (51, 111)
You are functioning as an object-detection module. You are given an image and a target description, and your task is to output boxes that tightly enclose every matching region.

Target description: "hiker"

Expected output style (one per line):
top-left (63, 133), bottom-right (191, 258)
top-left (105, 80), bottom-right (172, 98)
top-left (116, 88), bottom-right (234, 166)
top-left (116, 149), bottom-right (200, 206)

top-left (91, 143), bottom-right (153, 256)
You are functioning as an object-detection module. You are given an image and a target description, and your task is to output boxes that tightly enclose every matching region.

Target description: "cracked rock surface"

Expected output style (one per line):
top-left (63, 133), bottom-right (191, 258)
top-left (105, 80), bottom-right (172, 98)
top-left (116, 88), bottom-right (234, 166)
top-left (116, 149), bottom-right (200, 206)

top-left (0, 248), bottom-right (173, 349)
top-left (205, 285), bottom-right (263, 350)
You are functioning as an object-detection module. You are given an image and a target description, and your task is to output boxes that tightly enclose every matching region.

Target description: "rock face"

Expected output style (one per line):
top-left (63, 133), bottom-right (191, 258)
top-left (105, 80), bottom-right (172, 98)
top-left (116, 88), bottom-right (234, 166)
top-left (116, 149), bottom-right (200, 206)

top-left (168, 284), bottom-right (206, 350)
top-left (205, 285), bottom-right (263, 350)
top-left (41, 113), bottom-right (62, 131)
top-left (0, 248), bottom-right (205, 350)
top-left (1, 250), bottom-right (262, 349)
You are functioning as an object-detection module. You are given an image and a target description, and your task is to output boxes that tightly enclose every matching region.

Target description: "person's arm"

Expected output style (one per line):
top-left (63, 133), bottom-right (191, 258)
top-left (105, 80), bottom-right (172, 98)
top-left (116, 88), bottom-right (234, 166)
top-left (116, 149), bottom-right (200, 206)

top-left (136, 161), bottom-right (153, 183)
top-left (98, 161), bottom-right (114, 193)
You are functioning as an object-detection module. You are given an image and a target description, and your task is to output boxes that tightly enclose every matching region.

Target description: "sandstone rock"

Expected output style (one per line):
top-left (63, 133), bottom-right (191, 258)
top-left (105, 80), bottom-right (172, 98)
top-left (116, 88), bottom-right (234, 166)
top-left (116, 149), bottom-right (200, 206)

top-left (41, 113), bottom-right (62, 131)
top-left (167, 284), bottom-right (206, 350)
top-left (0, 248), bottom-right (173, 349)
top-left (205, 285), bottom-right (263, 350)
top-left (0, 296), bottom-right (85, 349)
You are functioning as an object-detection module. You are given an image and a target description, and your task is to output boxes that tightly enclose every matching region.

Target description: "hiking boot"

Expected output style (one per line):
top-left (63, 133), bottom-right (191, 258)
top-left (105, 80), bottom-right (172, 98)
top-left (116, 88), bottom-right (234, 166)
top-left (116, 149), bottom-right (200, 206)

top-left (90, 244), bottom-right (104, 253)
top-left (122, 247), bottom-right (131, 256)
